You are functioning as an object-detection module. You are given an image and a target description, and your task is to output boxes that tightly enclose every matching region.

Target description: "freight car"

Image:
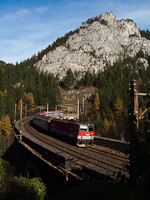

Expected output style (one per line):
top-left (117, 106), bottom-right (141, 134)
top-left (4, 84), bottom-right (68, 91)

top-left (33, 111), bottom-right (95, 147)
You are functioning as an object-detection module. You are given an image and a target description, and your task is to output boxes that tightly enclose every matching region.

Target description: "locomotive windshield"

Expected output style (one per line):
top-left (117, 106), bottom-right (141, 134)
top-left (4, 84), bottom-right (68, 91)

top-left (89, 127), bottom-right (94, 131)
top-left (80, 128), bottom-right (88, 132)
top-left (80, 125), bottom-right (88, 132)
top-left (88, 125), bottom-right (95, 132)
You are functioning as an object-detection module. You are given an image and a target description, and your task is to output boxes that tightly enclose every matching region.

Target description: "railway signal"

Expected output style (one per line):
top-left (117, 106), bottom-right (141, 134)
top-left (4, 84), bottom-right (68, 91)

top-left (129, 79), bottom-right (137, 97)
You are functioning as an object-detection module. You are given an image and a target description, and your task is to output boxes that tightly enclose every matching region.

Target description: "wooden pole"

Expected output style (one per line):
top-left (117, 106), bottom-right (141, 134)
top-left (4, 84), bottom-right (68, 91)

top-left (77, 100), bottom-right (79, 120)
top-left (82, 99), bottom-right (84, 115)
top-left (20, 99), bottom-right (23, 142)
top-left (47, 103), bottom-right (49, 115)
top-left (133, 82), bottom-right (139, 130)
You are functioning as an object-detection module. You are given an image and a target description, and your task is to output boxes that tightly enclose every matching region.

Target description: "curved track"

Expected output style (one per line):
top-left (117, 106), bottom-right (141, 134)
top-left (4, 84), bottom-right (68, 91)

top-left (22, 119), bottom-right (129, 179)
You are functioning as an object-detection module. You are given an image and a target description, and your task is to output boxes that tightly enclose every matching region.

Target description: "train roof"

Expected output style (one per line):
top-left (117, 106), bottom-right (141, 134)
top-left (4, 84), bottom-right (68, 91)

top-left (34, 111), bottom-right (91, 126)
top-left (34, 110), bottom-right (63, 120)
top-left (35, 110), bottom-right (63, 116)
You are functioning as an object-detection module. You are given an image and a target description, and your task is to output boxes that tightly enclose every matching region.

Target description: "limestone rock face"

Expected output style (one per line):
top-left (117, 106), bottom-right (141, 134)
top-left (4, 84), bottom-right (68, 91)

top-left (35, 12), bottom-right (150, 80)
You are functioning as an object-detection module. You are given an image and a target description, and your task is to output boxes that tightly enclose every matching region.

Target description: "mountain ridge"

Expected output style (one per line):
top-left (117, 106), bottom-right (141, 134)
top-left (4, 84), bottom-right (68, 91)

top-left (35, 12), bottom-right (150, 80)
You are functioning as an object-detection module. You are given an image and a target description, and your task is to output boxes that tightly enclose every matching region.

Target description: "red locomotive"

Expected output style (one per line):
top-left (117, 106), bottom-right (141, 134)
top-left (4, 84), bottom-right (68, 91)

top-left (33, 111), bottom-right (95, 147)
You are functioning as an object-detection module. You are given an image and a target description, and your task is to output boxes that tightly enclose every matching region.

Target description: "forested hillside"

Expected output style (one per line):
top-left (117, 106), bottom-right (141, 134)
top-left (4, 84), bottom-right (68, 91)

top-left (61, 50), bottom-right (150, 140)
top-left (0, 60), bottom-right (60, 121)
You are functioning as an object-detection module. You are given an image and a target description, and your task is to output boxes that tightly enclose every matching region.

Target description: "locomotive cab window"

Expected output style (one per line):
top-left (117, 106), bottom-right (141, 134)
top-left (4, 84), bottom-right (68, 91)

top-left (80, 128), bottom-right (88, 132)
top-left (89, 127), bottom-right (94, 132)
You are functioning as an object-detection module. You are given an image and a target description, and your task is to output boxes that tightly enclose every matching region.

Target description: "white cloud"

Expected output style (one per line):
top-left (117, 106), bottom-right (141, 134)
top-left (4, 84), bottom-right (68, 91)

top-left (34, 7), bottom-right (48, 13)
top-left (0, 8), bottom-right (31, 23)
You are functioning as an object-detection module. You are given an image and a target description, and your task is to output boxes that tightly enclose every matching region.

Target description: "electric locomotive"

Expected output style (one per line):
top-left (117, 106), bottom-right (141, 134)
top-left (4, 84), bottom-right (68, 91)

top-left (33, 111), bottom-right (95, 147)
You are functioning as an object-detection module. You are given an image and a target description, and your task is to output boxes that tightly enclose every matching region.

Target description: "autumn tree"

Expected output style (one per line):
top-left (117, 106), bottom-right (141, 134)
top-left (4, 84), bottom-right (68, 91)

top-left (0, 89), bottom-right (7, 98)
top-left (17, 99), bottom-right (22, 112)
top-left (0, 115), bottom-right (12, 139)
top-left (93, 92), bottom-right (101, 122)
top-left (24, 92), bottom-right (35, 107)
top-left (0, 115), bottom-right (12, 154)
top-left (3, 115), bottom-right (12, 139)
top-left (93, 92), bottom-right (100, 111)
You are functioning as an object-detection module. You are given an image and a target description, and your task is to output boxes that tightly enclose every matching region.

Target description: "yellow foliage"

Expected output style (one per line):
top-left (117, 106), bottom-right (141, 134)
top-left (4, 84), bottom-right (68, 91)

top-left (103, 117), bottom-right (110, 132)
top-left (0, 91), bottom-right (3, 97)
top-left (0, 115), bottom-right (12, 138)
top-left (27, 93), bottom-right (34, 106)
top-left (3, 89), bottom-right (7, 96)
top-left (0, 90), bottom-right (7, 98)
top-left (93, 92), bottom-right (100, 111)
top-left (4, 115), bottom-right (12, 138)
top-left (24, 92), bottom-right (35, 107)
top-left (17, 99), bottom-right (22, 111)
top-left (138, 77), bottom-right (142, 85)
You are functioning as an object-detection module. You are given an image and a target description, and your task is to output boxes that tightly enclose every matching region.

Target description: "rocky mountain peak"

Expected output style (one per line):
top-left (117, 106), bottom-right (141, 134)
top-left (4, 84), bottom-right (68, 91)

top-left (100, 12), bottom-right (118, 24)
top-left (35, 12), bottom-right (150, 80)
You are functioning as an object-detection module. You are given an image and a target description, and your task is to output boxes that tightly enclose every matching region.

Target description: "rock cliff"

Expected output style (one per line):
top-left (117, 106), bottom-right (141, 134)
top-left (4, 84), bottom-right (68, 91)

top-left (35, 12), bottom-right (150, 80)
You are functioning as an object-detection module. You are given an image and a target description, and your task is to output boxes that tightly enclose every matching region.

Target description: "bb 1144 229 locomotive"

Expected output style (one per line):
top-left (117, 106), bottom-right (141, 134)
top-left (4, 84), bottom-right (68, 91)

top-left (33, 110), bottom-right (95, 147)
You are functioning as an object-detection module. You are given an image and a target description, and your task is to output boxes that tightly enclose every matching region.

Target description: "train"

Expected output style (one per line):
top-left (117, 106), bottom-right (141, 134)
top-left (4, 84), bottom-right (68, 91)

top-left (33, 111), bottom-right (95, 147)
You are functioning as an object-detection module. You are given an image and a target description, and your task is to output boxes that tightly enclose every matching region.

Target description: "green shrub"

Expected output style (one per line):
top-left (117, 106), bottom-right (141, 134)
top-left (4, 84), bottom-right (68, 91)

top-left (0, 158), bottom-right (46, 200)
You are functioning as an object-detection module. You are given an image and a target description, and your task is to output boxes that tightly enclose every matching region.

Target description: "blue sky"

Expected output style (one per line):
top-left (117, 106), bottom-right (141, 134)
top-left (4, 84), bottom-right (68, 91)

top-left (0, 0), bottom-right (150, 64)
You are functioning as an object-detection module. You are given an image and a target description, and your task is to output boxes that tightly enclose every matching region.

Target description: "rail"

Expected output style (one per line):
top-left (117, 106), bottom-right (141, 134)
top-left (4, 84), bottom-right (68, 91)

top-left (14, 118), bottom-right (130, 181)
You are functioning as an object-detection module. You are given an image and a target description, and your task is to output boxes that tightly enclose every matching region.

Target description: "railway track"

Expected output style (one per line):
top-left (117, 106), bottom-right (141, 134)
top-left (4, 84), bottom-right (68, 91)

top-left (22, 119), bottom-right (129, 179)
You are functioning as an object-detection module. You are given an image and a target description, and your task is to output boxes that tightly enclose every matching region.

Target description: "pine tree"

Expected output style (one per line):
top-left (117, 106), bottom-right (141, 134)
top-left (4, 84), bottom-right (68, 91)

top-left (26, 93), bottom-right (35, 107)
top-left (63, 68), bottom-right (74, 89)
